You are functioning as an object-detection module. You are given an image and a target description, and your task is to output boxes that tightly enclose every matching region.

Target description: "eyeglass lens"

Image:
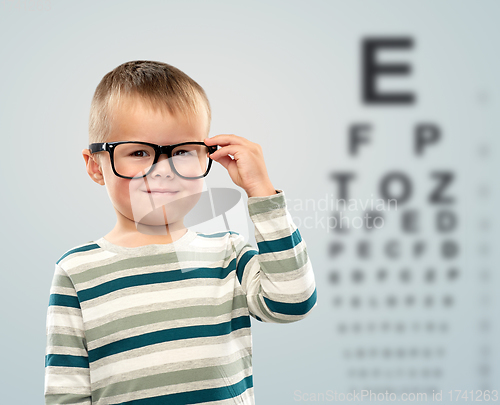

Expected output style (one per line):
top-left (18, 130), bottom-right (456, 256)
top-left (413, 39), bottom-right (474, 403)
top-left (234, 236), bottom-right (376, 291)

top-left (113, 143), bottom-right (210, 178)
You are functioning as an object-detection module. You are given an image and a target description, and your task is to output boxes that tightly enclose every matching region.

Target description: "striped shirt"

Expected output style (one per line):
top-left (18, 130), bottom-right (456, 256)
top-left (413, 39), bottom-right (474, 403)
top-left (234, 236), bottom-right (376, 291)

top-left (44, 191), bottom-right (317, 404)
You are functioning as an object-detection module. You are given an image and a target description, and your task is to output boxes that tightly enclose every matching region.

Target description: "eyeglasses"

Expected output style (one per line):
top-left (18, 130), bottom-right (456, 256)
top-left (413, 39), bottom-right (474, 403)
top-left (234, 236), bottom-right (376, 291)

top-left (89, 141), bottom-right (218, 179)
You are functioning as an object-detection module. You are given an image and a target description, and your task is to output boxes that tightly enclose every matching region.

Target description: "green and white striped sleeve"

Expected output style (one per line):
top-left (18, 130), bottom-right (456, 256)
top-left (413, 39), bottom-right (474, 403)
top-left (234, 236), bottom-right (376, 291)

top-left (235, 190), bottom-right (317, 323)
top-left (45, 264), bottom-right (91, 405)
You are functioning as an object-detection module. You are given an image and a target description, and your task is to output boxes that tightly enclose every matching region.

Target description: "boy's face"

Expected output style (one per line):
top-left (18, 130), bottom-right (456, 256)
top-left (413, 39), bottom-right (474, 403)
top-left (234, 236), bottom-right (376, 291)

top-left (86, 96), bottom-right (209, 231)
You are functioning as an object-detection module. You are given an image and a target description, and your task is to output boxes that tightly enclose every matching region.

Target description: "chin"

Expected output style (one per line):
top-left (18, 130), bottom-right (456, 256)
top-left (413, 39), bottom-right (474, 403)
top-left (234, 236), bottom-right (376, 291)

top-left (131, 190), bottom-right (203, 229)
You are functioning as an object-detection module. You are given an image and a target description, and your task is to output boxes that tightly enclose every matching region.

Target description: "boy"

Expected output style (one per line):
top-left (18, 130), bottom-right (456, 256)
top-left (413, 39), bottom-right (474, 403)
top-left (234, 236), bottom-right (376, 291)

top-left (45, 60), bottom-right (317, 404)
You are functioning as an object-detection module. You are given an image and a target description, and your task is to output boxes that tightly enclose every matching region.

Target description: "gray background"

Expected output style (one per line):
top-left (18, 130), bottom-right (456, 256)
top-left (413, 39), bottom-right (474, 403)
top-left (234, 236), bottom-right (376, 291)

top-left (0, 1), bottom-right (499, 403)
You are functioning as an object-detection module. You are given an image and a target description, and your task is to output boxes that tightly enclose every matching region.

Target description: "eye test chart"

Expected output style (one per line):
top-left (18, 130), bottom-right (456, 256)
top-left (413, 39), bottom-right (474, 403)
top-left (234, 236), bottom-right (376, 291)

top-left (271, 32), bottom-right (500, 404)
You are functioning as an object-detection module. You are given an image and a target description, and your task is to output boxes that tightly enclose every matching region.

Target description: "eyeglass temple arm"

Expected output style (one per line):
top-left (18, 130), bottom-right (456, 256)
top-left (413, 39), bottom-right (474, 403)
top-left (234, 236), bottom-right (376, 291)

top-left (89, 143), bottom-right (106, 153)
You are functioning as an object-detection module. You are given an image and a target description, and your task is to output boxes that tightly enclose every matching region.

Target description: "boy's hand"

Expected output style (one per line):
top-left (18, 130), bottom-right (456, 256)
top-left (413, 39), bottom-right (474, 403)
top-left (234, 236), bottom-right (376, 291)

top-left (204, 135), bottom-right (276, 198)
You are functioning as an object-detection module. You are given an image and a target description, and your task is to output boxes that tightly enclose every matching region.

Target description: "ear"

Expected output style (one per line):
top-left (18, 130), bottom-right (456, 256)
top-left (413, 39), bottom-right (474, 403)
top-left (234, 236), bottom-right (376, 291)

top-left (82, 149), bottom-right (105, 186)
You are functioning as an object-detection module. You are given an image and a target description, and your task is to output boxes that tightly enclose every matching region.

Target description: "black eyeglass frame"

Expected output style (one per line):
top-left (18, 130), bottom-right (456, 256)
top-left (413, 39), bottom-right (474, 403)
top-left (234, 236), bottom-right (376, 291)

top-left (89, 141), bottom-right (218, 180)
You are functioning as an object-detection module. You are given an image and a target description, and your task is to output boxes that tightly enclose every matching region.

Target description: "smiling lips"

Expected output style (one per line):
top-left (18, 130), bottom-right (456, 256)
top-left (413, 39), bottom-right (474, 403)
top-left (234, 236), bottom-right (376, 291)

top-left (143, 189), bottom-right (179, 194)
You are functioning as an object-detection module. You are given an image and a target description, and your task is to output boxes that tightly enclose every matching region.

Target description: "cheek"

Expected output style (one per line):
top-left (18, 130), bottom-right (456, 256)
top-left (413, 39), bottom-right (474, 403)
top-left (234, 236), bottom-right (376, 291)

top-left (106, 178), bottom-right (134, 208)
top-left (128, 178), bottom-right (146, 193)
top-left (183, 179), bottom-right (204, 195)
top-left (174, 179), bottom-right (205, 217)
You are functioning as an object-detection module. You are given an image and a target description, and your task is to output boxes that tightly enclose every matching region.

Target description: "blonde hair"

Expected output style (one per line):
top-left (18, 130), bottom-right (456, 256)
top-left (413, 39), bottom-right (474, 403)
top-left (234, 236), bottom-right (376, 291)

top-left (89, 60), bottom-right (211, 146)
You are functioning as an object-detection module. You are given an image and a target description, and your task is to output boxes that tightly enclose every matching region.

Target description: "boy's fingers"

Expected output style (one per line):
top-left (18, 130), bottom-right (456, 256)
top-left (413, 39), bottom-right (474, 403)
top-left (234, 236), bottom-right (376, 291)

top-left (209, 145), bottom-right (242, 160)
top-left (214, 155), bottom-right (233, 170)
top-left (205, 134), bottom-right (247, 146)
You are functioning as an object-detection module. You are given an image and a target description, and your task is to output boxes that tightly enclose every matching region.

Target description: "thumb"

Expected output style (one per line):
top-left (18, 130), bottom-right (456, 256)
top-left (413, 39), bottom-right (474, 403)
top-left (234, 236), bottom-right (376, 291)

top-left (212, 155), bottom-right (233, 171)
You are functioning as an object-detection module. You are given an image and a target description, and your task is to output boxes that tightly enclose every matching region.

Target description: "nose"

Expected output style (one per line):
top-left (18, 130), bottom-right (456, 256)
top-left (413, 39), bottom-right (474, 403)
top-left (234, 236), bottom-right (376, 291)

top-left (148, 154), bottom-right (175, 179)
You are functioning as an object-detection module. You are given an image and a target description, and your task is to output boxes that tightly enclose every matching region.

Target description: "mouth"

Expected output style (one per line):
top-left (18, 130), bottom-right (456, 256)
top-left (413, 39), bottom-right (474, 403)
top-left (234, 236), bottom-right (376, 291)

top-left (143, 189), bottom-right (179, 195)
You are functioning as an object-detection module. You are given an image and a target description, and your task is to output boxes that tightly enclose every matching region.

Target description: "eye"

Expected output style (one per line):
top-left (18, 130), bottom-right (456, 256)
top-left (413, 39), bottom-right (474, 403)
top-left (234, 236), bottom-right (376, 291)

top-left (130, 150), bottom-right (150, 158)
top-left (173, 149), bottom-right (194, 157)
